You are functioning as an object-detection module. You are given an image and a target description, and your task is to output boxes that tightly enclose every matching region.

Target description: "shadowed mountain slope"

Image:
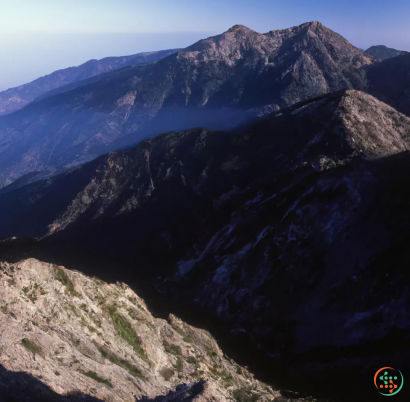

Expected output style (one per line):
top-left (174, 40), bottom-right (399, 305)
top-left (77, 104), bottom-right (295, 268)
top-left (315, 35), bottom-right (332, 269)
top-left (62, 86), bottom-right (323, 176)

top-left (367, 52), bottom-right (410, 116)
top-left (0, 21), bottom-right (373, 188)
top-left (1, 90), bottom-right (407, 239)
top-left (0, 90), bottom-right (410, 401)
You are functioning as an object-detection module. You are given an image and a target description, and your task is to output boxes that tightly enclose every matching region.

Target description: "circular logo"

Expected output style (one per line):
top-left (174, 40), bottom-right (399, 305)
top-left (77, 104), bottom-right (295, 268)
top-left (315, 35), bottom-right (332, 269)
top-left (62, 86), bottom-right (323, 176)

top-left (374, 367), bottom-right (404, 396)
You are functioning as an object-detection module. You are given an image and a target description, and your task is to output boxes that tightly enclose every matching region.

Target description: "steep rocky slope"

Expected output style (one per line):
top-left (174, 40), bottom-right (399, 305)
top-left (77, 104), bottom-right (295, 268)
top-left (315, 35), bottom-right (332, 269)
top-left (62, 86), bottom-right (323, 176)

top-left (0, 89), bottom-right (408, 239)
top-left (1, 90), bottom-right (410, 401)
top-left (0, 21), bottom-right (373, 187)
top-left (0, 49), bottom-right (179, 116)
top-left (0, 258), bottom-right (278, 401)
top-left (365, 45), bottom-right (404, 60)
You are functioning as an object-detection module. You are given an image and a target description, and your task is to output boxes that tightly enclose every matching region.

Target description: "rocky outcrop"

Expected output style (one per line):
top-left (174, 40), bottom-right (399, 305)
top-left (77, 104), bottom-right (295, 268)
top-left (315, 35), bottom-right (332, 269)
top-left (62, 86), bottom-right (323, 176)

top-left (0, 49), bottom-right (180, 116)
top-left (0, 21), bottom-right (373, 187)
top-left (0, 258), bottom-right (278, 401)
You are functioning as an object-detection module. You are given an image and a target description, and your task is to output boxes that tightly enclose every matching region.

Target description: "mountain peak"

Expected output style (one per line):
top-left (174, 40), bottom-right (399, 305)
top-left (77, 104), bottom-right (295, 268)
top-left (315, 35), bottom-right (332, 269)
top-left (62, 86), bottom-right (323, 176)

top-left (307, 20), bottom-right (324, 27)
top-left (226, 24), bottom-right (253, 33)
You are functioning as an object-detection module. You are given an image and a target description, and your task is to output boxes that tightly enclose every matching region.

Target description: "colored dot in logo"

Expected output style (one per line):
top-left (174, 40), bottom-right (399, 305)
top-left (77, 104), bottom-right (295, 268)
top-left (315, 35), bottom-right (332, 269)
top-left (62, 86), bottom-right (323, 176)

top-left (375, 367), bottom-right (403, 396)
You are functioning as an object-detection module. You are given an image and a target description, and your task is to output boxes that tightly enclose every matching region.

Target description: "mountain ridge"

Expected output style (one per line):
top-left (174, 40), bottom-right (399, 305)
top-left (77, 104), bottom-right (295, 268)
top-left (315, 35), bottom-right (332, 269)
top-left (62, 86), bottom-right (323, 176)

top-left (0, 90), bottom-right (410, 401)
top-left (0, 49), bottom-right (180, 116)
top-left (0, 21), bottom-right (373, 188)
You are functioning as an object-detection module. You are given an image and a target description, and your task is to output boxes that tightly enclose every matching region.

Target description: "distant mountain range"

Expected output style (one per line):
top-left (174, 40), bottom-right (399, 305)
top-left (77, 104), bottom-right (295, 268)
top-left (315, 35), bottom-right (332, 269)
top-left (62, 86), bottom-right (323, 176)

top-left (365, 44), bottom-right (404, 60)
top-left (0, 21), bottom-right (374, 188)
top-left (0, 49), bottom-right (180, 116)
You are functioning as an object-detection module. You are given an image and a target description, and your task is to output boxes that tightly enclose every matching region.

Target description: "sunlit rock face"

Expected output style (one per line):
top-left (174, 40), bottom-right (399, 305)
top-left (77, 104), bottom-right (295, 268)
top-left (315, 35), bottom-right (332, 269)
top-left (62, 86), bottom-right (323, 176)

top-left (0, 258), bottom-right (277, 401)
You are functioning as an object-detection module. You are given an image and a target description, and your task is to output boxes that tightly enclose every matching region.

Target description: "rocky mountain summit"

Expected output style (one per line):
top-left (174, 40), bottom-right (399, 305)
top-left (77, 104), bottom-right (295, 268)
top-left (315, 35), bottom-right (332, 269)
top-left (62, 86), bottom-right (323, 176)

top-left (0, 49), bottom-right (179, 116)
top-left (0, 258), bottom-right (278, 401)
top-left (0, 21), bottom-right (373, 188)
top-left (365, 45), bottom-right (404, 60)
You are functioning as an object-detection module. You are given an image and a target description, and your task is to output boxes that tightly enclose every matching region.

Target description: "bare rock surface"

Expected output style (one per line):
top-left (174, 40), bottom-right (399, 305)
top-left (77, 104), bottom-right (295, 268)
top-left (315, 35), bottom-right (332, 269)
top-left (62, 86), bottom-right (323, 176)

top-left (0, 258), bottom-right (278, 401)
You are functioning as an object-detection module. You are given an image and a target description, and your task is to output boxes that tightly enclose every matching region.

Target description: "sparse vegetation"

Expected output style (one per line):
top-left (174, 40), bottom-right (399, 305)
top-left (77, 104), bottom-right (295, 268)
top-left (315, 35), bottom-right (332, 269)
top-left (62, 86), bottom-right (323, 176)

top-left (55, 266), bottom-right (82, 298)
top-left (159, 367), bottom-right (174, 381)
top-left (107, 305), bottom-right (147, 361)
top-left (206, 346), bottom-right (218, 358)
top-left (163, 341), bottom-right (181, 356)
top-left (232, 389), bottom-right (260, 402)
top-left (98, 347), bottom-right (146, 380)
top-left (175, 357), bottom-right (183, 372)
top-left (28, 292), bottom-right (37, 303)
top-left (21, 338), bottom-right (43, 356)
top-left (172, 324), bottom-right (193, 343)
top-left (186, 356), bottom-right (197, 364)
top-left (210, 366), bottom-right (233, 385)
top-left (77, 369), bottom-right (113, 388)
top-left (68, 303), bottom-right (79, 316)
top-left (7, 278), bottom-right (16, 286)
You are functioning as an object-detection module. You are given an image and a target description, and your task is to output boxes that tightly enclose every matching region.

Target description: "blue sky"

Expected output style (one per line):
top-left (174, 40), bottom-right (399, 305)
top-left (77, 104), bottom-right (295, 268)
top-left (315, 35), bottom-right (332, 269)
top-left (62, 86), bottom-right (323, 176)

top-left (0, 0), bottom-right (409, 90)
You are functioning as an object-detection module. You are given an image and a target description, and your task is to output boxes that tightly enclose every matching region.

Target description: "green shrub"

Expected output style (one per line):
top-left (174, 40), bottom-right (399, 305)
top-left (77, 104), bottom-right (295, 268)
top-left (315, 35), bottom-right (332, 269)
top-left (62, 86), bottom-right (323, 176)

top-left (186, 356), bottom-right (197, 364)
top-left (107, 305), bottom-right (148, 361)
top-left (206, 346), bottom-right (218, 358)
top-left (98, 347), bottom-right (146, 380)
top-left (232, 389), bottom-right (260, 402)
top-left (175, 357), bottom-right (183, 372)
top-left (21, 339), bottom-right (43, 356)
top-left (77, 369), bottom-right (113, 388)
top-left (55, 266), bottom-right (82, 298)
top-left (163, 341), bottom-right (181, 356)
top-left (159, 367), bottom-right (174, 381)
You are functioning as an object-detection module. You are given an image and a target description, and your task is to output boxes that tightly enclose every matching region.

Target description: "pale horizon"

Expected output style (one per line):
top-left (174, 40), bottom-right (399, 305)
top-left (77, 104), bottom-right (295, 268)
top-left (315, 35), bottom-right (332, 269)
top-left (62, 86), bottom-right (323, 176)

top-left (0, 0), bottom-right (409, 91)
